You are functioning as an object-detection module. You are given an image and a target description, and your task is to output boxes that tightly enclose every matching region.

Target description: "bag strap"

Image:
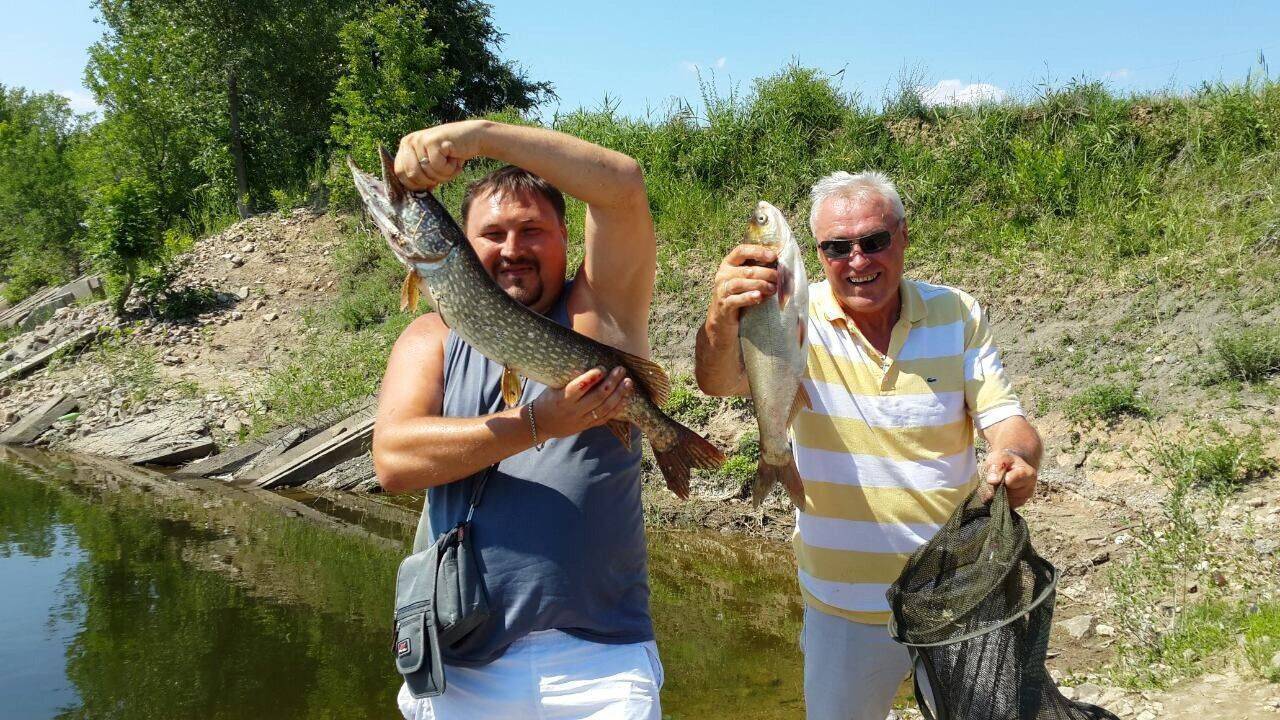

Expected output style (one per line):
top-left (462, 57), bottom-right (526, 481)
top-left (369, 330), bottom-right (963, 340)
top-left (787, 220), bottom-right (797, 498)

top-left (463, 463), bottom-right (496, 524)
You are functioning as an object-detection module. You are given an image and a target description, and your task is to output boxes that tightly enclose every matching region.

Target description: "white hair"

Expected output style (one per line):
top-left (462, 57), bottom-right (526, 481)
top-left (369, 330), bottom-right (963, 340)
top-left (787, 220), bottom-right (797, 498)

top-left (808, 171), bottom-right (905, 238)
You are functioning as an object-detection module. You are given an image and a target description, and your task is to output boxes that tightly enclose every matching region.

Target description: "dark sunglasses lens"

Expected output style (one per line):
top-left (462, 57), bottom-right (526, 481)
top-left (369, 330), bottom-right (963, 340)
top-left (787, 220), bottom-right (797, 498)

top-left (821, 240), bottom-right (853, 258)
top-left (861, 230), bottom-right (892, 253)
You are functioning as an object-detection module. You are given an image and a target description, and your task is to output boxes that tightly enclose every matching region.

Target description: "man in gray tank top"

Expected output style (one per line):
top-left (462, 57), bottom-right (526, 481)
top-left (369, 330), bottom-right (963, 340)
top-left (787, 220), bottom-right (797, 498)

top-left (373, 119), bottom-right (664, 720)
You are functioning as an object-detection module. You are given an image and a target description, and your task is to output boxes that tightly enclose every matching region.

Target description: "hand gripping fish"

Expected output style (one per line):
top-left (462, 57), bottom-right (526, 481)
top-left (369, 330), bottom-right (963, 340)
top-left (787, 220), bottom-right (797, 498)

top-left (349, 148), bottom-right (725, 498)
top-left (739, 201), bottom-right (810, 507)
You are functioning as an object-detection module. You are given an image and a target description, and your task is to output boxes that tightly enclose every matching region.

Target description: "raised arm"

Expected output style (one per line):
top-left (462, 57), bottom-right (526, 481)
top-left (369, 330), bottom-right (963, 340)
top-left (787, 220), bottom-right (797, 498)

top-left (395, 120), bottom-right (655, 349)
top-left (373, 313), bottom-right (635, 493)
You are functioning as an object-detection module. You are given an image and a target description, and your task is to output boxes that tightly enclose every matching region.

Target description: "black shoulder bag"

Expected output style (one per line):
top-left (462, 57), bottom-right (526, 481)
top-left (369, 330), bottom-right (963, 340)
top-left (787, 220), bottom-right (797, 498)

top-left (393, 465), bottom-right (494, 698)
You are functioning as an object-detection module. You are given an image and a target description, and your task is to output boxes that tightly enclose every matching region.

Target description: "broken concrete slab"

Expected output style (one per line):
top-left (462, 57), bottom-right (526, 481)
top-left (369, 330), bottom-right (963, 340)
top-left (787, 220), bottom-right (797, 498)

top-left (0, 328), bottom-right (99, 384)
top-left (172, 424), bottom-right (302, 479)
top-left (233, 427), bottom-right (306, 482)
top-left (65, 402), bottom-right (215, 466)
top-left (0, 394), bottom-right (78, 445)
top-left (17, 292), bottom-right (75, 331)
top-left (0, 285), bottom-right (62, 329)
top-left (230, 396), bottom-right (376, 485)
top-left (253, 408), bottom-right (375, 489)
top-left (62, 275), bottom-right (104, 302)
top-left (129, 438), bottom-right (219, 466)
top-left (0, 276), bottom-right (105, 330)
top-left (307, 452), bottom-right (378, 492)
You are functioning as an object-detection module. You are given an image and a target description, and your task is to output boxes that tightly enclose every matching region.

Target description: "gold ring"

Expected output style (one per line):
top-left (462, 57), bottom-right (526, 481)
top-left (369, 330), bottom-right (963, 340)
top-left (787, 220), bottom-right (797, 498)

top-left (417, 155), bottom-right (430, 168)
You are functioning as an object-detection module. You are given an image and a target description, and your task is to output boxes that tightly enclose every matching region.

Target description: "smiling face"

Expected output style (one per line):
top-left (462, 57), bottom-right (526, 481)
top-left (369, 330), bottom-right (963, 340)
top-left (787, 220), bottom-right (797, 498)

top-left (463, 188), bottom-right (568, 314)
top-left (813, 192), bottom-right (908, 323)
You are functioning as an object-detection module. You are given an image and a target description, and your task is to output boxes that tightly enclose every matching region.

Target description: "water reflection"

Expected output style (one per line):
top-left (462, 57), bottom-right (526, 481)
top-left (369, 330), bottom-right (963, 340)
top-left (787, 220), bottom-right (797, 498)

top-left (1, 455), bottom-right (807, 719)
top-left (0, 462), bottom-right (396, 720)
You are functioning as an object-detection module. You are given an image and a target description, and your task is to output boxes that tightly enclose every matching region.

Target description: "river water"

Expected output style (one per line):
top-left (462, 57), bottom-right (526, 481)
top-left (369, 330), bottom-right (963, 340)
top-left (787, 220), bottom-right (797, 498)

top-left (0, 452), bottom-right (805, 719)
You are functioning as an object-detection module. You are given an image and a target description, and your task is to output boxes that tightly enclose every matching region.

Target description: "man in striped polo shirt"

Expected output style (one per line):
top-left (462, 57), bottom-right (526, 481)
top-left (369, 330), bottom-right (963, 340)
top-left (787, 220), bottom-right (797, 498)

top-left (695, 171), bottom-right (1042, 720)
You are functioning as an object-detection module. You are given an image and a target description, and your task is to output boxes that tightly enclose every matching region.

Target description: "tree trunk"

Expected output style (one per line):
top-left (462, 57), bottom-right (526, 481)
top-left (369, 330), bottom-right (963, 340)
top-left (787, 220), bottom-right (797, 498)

top-left (114, 270), bottom-right (135, 317)
top-left (228, 70), bottom-right (251, 219)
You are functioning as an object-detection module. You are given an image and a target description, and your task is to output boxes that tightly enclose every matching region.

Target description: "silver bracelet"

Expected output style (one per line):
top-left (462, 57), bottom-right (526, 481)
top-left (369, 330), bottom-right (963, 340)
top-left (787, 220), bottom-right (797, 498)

top-left (526, 402), bottom-right (545, 451)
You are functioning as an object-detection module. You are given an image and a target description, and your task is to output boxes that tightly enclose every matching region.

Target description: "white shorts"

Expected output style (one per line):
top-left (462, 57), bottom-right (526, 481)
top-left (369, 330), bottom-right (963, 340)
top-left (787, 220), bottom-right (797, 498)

top-left (801, 605), bottom-right (932, 720)
top-left (397, 630), bottom-right (664, 720)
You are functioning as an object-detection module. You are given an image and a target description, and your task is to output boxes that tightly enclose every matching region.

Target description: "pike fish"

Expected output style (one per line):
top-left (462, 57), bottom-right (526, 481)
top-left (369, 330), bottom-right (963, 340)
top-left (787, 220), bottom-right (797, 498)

top-left (739, 201), bottom-right (810, 507)
top-left (349, 148), bottom-right (724, 498)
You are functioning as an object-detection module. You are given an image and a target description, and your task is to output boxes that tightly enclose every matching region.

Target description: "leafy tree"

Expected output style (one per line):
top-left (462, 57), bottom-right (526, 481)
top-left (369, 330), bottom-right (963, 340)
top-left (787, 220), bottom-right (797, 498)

top-left (0, 86), bottom-right (90, 301)
top-left (87, 0), bottom-right (356, 222)
top-left (83, 177), bottom-right (165, 315)
top-left (329, 0), bottom-right (553, 194)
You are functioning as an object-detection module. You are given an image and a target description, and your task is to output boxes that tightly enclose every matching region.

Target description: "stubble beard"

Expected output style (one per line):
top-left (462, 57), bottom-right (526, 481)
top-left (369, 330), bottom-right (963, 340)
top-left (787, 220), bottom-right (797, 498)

top-left (496, 258), bottom-right (544, 308)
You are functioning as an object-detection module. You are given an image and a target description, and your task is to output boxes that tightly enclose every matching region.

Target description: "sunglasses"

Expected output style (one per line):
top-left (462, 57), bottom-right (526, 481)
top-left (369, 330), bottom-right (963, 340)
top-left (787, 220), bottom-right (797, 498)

top-left (818, 229), bottom-right (893, 259)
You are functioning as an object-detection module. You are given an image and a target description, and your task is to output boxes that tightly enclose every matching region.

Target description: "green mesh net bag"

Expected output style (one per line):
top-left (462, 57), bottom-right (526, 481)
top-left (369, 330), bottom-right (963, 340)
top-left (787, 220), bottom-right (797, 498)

top-left (886, 485), bottom-right (1118, 720)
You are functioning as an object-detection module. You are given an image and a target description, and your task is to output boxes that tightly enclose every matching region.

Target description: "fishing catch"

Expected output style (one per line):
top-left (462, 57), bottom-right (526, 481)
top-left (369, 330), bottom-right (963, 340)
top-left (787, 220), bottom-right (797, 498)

top-left (739, 201), bottom-right (810, 507)
top-left (349, 148), bottom-right (724, 498)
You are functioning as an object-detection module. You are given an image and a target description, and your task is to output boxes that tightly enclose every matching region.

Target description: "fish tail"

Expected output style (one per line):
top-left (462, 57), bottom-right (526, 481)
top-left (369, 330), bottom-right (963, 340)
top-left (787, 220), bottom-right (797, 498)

top-left (752, 458), bottom-right (805, 509)
top-left (653, 422), bottom-right (725, 501)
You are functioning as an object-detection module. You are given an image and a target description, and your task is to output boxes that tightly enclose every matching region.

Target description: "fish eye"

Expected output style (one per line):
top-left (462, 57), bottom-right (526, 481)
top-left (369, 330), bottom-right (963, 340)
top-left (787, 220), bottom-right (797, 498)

top-left (755, 213), bottom-right (768, 225)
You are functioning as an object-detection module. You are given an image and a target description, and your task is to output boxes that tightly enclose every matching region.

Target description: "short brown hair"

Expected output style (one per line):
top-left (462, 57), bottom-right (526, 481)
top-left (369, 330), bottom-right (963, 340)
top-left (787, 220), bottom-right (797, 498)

top-left (460, 165), bottom-right (566, 226)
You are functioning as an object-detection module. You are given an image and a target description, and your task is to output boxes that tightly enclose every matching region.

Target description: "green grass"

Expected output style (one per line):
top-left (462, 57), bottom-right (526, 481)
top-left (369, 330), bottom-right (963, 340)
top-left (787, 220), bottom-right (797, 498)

top-left (1065, 382), bottom-right (1151, 424)
top-left (249, 217), bottom-right (423, 433)
top-left (90, 329), bottom-right (161, 408)
top-left (253, 311), bottom-right (410, 434)
top-left (664, 373), bottom-right (723, 427)
top-left (541, 69), bottom-right (1280, 314)
top-left (1214, 325), bottom-right (1280, 383)
top-left (1146, 424), bottom-right (1278, 493)
top-left (1108, 426), bottom-right (1279, 688)
top-left (329, 216), bottom-right (417, 331)
top-left (717, 432), bottom-right (761, 487)
top-left (1243, 604), bottom-right (1280, 682)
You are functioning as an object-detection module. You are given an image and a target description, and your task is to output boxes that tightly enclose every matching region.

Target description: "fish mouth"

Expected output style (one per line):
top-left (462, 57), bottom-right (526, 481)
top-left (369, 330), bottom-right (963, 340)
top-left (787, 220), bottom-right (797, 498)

top-left (409, 249), bottom-right (451, 268)
top-left (845, 272), bottom-right (880, 286)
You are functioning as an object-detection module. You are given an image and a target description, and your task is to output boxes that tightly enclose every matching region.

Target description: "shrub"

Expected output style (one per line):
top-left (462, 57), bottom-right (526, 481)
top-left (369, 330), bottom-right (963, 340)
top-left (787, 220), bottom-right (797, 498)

top-left (1147, 425), bottom-right (1277, 493)
top-left (82, 177), bottom-right (165, 315)
top-left (1214, 325), bottom-right (1280, 383)
top-left (1065, 383), bottom-right (1151, 424)
top-left (134, 262), bottom-right (219, 320)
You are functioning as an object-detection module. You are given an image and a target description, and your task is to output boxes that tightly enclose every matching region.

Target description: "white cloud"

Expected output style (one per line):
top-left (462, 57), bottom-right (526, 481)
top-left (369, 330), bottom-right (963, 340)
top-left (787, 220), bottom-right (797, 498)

top-left (680, 57), bottom-right (727, 74)
top-left (918, 80), bottom-right (1006, 107)
top-left (59, 88), bottom-right (100, 115)
top-left (1103, 68), bottom-right (1131, 80)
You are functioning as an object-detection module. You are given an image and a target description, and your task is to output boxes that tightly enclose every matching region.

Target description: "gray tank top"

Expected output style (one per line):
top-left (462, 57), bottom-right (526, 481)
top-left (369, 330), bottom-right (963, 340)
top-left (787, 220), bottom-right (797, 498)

top-left (425, 281), bottom-right (653, 667)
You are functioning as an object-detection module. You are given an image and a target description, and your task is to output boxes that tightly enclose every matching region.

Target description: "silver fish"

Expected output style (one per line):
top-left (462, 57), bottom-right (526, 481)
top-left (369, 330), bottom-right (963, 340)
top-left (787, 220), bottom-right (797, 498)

top-left (739, 201), bottom-right (809, 507)
top-left (349, 148), bottom-right (724, 498)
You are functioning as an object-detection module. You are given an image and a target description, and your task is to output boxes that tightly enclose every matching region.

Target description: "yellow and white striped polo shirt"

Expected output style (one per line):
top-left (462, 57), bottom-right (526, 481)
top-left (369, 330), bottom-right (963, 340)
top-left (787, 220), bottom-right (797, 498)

top-left (792, 278), bottom-right (1023, 624)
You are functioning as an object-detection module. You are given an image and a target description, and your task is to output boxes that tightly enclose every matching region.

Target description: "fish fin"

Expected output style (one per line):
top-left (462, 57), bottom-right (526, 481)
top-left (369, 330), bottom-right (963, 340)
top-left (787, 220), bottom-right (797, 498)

top-left (615, 350), bottom-right (671, 407)
top-left (652, 421), bottom-right (725, 500)
top-left (400, 270), bottom-right (420, 312)
top-left (606, 420), bottom-right (634, 451)
top-left (378, 145), bottom-right (406, 204)
top-left (776, 261), bottom-right (794, 311)
top-left (501, 367), bottom-right (522, 408)
top-left (787, 384), bottom-right (813, 427)
top-left (752, 459), bottom-right (804, 509)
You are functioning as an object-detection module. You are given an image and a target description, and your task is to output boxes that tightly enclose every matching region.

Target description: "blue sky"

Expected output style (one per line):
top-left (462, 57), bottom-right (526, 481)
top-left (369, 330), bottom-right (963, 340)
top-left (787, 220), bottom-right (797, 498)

top-left (3, 0), bottom-right (1278, 118)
